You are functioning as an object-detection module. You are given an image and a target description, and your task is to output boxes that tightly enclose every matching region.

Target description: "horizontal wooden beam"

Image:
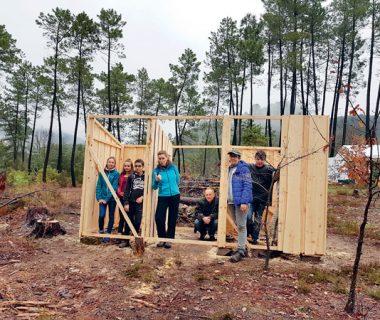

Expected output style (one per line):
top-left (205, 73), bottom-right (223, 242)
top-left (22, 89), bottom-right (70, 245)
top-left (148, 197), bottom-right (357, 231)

top-left (90, 115), bottom-right (283, 121)
top-left (231, 146), bottom-right (282, 151)
top-left (122, 144), bottom-right (147, 148)
top-left (92, 137), bottom-right (122, 148)
top-left (93, 119), bottom-right (122, 146)
top-left (172, 145), bottom-right (222, 149)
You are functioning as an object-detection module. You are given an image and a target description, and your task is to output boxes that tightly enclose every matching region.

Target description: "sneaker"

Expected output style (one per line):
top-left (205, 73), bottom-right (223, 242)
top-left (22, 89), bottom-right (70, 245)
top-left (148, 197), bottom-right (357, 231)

top-left (119, 240), bottom-right (130, 248)
top-left (156, 242), bottom-right (166, 248)
top-left (230, 251), bottom-right (243, 263)
top-left (252, 239), bottom-right (259, 245)
top-left (164, 242), bottom-right (172, 249)
top-left (101, 237), bottom-right (110, 243)
top-left (209, 235), bottom-right (216, 241)
top-left (199, 234), bottom-right (206, 241)
top-left (99, 230), bottom-right (105, 234)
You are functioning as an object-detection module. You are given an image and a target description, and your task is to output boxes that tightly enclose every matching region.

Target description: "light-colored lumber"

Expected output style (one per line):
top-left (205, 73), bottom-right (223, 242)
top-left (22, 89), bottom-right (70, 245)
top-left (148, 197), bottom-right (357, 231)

top-left (171, 145), bottom-right (222, 149)
top-left (217, 117), bottom-right (231, 248)
top-left (91, 115), bottom-right (283, 121)
top-left (94, 119), bottom-right (122, 146)
top-left (88, 147), bottom-right (138, 237)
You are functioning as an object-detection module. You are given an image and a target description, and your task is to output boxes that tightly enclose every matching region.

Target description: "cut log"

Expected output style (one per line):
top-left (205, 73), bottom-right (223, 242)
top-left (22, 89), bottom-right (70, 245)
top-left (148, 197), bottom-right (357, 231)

top-left (133, 237), bottom-right (145, 256)
top-left (29, 219), bottom-right (66, 238)
top-left (180, 196), bottom-right (201, 206)
top-left (25, 207), bottom-right (50, 226)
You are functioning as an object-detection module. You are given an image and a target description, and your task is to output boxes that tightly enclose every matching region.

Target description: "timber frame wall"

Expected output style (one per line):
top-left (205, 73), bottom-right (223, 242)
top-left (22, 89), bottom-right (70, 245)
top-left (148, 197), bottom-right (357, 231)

top-left (79, 115), bottom-right (329, 256)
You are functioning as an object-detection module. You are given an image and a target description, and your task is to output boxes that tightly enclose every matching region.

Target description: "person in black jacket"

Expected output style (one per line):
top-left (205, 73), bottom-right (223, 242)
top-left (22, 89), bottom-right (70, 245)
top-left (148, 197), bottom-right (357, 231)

top-left (119, 159), bottom-right (145, 248)
top-left (247, 150), bottom-right (274, 244)
top-left (194, 188), bottom-right (219, 241)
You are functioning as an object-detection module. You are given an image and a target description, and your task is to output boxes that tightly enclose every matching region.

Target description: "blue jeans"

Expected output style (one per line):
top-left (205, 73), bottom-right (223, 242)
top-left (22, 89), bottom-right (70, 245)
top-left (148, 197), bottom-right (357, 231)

top-left (229, 204), bottom-right (249, 252)
top-left (194, 218), bottom-right (218, 237)
top-left (247, 200), bottom-right (266, 241)
top-left (99, 201), bottom-right (116, 234)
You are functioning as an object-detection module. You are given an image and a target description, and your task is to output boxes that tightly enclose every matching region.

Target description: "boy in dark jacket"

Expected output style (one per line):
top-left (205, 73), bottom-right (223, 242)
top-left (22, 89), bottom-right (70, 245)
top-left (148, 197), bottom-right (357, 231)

top-left (247, 150), bottom-right (275, 244)
top-left (194, 188), bottom-right (219, 241)
top-left (120, 159), bottom-right (145, 248)
top-left (227, 150), bottom-right (252, 263)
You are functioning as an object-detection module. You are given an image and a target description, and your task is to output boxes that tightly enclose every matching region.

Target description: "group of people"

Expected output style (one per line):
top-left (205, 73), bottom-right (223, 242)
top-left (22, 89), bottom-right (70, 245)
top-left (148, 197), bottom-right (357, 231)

top-left (95, 148), bottom-right (275, 262)
top-left (95, 150), bottom-right (180, 249)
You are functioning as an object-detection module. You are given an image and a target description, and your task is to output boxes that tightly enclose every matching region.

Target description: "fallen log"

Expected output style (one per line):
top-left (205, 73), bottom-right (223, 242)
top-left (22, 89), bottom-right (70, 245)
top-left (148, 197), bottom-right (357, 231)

top-left (180, 196), bottom-right (201, 206)
top-left (0, 189), bottom-right (58, 209)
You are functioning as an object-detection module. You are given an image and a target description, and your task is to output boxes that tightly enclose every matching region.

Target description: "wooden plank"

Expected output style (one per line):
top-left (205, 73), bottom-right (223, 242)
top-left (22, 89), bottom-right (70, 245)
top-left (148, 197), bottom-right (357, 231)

top-left (92, 137), bottom-right (122, 148)
top-left (217, 116), bottom-right (231, 248)
top-left (172, 145), bottom-right (222, 149)
top-left (141, 120), bottom-right (154, 239)
top-left (304, 116), bottom-right (329, 255)
top-left (88, 146), bottom-right (139, 237)
top-left (94, 119), bottom-right (122, 146)
top-left (91, 115), bottom-right (283, 121)
top-left (280, 116), bottom-right (304, 254)
top-left (79, 117), bottom-right (95, 237)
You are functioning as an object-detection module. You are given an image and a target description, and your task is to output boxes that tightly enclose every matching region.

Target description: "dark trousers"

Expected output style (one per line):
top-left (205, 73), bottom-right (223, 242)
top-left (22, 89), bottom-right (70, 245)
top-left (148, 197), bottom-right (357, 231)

top-left (99, 201), bottom-right (116, 234)
top-left (124, 202), bottom-right (143, 236)
top-left (117, 197), bottom-right (126, 234)
top-left (194, 218), bottom-right (218, 237)
top-left (155, 194), bottom-right (180, 239)
top-left (247, 200), bottom-right (266, 241)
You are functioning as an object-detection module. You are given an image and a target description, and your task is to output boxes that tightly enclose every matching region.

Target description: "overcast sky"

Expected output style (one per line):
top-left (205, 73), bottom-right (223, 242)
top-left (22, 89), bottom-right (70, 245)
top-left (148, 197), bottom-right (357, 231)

top-left (0, 0), bottom-right (378, 140)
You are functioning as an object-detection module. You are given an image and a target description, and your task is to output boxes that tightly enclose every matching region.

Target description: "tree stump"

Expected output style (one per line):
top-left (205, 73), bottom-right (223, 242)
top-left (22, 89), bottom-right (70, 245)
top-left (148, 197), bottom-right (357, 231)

top-left (25, 207), bottom-right (50, 226)
top-left (133, 237), bottom-right (145, 256)
top-left (29, 219), bottom-right (66, 238)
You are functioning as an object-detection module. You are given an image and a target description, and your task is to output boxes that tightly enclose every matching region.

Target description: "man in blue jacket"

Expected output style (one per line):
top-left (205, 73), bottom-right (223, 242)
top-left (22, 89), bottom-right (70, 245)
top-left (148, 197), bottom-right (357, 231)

top-left (227, 150), bottom-right (252, 263)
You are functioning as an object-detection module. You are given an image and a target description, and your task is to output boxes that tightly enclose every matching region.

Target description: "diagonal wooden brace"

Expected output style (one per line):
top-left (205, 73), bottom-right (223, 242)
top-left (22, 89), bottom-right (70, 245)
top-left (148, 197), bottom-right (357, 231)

top-left (89, 147), bottom-right (139, 238)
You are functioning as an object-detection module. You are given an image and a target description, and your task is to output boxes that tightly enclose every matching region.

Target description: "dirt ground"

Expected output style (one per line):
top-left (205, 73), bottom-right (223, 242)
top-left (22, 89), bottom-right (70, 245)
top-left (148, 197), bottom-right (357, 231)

top-left (0, 186), bottom-right (379, 319)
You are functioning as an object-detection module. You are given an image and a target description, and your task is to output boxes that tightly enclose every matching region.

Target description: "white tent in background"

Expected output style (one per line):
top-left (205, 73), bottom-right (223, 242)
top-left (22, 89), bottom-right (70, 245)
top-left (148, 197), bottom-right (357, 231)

top-left (328, 145), bottom-right (380, 182)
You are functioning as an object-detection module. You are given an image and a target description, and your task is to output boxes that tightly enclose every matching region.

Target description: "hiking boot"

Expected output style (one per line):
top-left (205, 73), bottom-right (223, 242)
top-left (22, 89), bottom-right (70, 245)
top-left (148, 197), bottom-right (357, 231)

top-left (164, 242), bottom-right (172, 249)
top-left (209, 235), bottom-right (216, 241)
top-left (156, 242), bottom-right (166, 248)
top-left (119, 240), bottom-right (130, 248)
top-left (230, 251), bottom-right (243, 263)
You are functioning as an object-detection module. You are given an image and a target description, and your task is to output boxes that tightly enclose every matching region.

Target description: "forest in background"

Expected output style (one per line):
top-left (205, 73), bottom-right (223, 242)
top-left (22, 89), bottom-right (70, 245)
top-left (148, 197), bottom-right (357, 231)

top-left (0, 0), bottom-right (379, 186)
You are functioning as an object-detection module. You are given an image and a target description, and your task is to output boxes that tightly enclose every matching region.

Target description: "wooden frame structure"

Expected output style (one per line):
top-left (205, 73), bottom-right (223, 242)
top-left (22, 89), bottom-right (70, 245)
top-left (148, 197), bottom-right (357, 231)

top-left (80, 115), bottom-right (329, 256)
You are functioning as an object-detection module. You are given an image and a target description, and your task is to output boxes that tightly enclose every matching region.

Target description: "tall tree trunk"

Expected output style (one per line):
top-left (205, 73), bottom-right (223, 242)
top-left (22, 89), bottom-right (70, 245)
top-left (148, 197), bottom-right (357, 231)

top-left (330, 54), bottom-right (341, 137)
top-left (215, 83), bottom-right (221, 161)
top-left (56, 99), bottom-right (63, 173)
top-left (366, 0), bottom-right (375, 139)
top-left (279, 39), bottom-right (284, 115)
top-left (300, 38), bottom-right (307, 115)
top-left (321, 44), bottom-right (330, 116)
top-left (311, 26), bottom-right (318, 115)
top-left (305, 48), bottom-right (312, 115)
top-left (28, 85), bottom-right (39, 174)
top-left (81, 83), bottom-right (87, 133)
top-left (107, 37), bottom-right (112, 132)
top-left (202, 120), bottom-right (212, 176)
top-left (239, 61), bottom-right (246, 145)
top-left (330, 33), bottom-right (346, 157)
top-left (266, 41), bottom-right (273, 147)
top-left (249, 63), bottom-right (253, 128)
top-left (14, 99), bottom-right (20, 163)
top-left (342, 17), bottom-right (356, 147)
top-left (22, 78), bottom-right (29, 164)
top-left (289, 8), bottom-right (298, 115)
top-left (155, 95), bottom-right (161, 116)
top-left (43, 35), bottom-right (59, 182)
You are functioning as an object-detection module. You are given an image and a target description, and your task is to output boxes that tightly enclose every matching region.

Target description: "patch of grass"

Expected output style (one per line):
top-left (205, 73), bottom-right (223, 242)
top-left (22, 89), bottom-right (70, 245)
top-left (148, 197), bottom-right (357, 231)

top-left (142, 271), bottom-right (157, 283)
top-left (125, 263), bottom-right (142, 278)
top-left (193, 273), bottom-right (208, 282)
top-left (333, 278), bottom-right (347, 294)
top-left (299, 268), bottom-right (336, 284)
top-left (367, 288), bottom-right (380, 300)
top-left (360, 263), bottom-right (380, 285)
top-left (211, 312), bottom-right (234, 320)
top-left (335, 220), bottom-right (359, 236)
top-left (296, 279), bottom-right (312, 294)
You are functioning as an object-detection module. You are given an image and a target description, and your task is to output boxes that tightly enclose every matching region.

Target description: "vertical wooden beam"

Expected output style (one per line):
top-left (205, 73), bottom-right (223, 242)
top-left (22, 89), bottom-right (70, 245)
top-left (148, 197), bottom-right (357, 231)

top-left (217, 116), bottom-right (231, 248)
top-left (79, 116), bottom-right (95, 237)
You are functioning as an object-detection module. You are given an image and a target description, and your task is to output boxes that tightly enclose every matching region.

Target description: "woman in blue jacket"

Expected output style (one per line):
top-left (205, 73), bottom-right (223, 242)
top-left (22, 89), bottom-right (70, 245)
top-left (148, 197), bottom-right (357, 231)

top-left (96, 156), bottom-right (120, 242)
top-left (152, 150), bottom-right (180, 249)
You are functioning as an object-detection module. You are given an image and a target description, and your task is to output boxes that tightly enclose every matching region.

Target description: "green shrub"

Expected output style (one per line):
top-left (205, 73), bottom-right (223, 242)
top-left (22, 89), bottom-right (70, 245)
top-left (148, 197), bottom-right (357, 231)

top-left (7, 169), bottom-right (33, 187)
top-left (36, 167), bottom-right (69, 186)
